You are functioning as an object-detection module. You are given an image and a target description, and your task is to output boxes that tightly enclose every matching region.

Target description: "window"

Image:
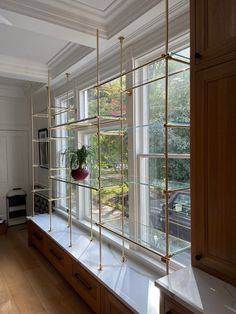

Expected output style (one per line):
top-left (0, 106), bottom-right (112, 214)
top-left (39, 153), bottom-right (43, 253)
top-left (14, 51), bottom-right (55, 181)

top-left (80, 79), bottom-right (129, 230)
top-left (54, 45), bottom-right (190, 268)
top-left (136, 47), bottom-right (191, 264)
top-left (54, 92), bottom-right (77, 216)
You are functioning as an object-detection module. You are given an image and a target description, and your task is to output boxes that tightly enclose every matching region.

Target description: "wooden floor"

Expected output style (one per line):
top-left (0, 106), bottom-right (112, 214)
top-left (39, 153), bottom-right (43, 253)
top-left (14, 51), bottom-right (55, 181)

top-left (0, 224), bottom-right (93, 314)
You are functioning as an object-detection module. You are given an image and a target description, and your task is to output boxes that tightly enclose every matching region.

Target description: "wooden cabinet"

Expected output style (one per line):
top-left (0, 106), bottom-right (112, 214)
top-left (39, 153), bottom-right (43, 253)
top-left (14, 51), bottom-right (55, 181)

top-left (28, 220), bottom-right (45, 253)
top-left (100, 287), bottom-right (134, 314)
top-left (191, 0), bottom-right (236, 286)
top-left (46, 237), bottom-right (71, 277)
top-left (28, 221), bottom-right (136, 314)
top-left (192, 0), bottom-right (236, 66)
top-left (70, 260), bottom-right (100, 313)
top-left (160, 293), bottom-right (193, 314)
top-left (191, 60), bottom-right (236, 285)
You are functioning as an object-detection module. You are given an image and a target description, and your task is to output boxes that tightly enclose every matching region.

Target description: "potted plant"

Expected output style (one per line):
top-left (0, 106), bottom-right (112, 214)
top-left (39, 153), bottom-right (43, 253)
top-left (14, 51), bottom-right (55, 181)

top-left (70, 145), bottom-right (91, 180)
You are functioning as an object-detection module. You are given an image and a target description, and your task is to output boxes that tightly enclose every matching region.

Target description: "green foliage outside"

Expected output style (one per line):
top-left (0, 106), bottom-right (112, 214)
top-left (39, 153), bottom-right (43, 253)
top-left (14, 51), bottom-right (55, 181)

top-left (85, 50), bottom-right (190, 220)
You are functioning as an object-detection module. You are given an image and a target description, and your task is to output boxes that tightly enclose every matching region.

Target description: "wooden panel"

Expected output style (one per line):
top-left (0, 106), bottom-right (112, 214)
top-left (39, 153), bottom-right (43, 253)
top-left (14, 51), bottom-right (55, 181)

top-left (70, 259), bottom-right (100, 313)
top-left (191, 60), bottom-right (236, 285)
top-left (193, 0), bottom-right (236, 65)
top-left (46, 238), bottom-right (71, 277)
top-left (160, 293), bottom-right (193, 314)
top-left (101, 287), bottom-right (134, 314)
top-left (28, 221), bottom-right (45, 253)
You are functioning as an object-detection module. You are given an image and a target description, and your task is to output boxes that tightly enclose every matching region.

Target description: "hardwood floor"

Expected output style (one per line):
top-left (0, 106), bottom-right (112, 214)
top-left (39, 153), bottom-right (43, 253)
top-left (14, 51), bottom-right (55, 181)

top-left (0, 224), bottom-right (93, 314)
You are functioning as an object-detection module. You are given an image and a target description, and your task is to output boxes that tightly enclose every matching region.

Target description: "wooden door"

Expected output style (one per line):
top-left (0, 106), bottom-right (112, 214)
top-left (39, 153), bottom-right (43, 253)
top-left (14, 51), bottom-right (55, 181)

top-left (191, 59), bottom-right (236, 286)
top-left (192, 0), bottom-right (236, 66)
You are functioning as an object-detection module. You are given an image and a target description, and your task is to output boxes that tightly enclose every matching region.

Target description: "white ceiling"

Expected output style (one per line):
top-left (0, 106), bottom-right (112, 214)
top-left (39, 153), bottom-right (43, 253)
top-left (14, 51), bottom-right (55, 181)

top-left (0, 0), bottom-right (188, 88)
top-left (0, 25), bottom-right (68, 63)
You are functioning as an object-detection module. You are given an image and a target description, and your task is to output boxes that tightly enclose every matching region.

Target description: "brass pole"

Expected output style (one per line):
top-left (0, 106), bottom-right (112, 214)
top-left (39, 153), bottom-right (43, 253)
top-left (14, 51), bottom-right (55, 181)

top-left (30, 83), bottom-right (35, 217)
top-left (164, 0), bottom-right (170, 275)
top-left (66, 73), bottom-right (72, 247)
top-left (119, 36), bottom-right (126, 263)
top-left (48, 72), bottom-right (53, 232)
top-left (97, 29), bottom-right (103, 270)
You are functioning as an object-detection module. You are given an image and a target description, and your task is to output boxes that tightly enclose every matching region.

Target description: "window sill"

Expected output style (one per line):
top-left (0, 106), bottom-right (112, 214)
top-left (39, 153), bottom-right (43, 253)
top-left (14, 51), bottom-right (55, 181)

top-left (28, 212), bottom-right (161, 314)
top-left (55, 207), bottom-right (186, 276)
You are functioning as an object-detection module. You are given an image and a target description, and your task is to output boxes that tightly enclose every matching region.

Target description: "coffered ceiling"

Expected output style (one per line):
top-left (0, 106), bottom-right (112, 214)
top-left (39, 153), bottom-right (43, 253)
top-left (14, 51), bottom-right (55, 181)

top-left (0, 0), bottom-right (188, 86)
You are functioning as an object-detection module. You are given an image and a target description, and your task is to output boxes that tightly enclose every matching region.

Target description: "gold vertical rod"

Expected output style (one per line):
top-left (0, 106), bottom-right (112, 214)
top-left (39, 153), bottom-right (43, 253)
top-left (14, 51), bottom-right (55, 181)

top-left (48, 72), bottom-right (53, 232)
top-left (90, 188), bottom-right (93, 241)
top-left (97, 29), bottom-right (102, 270)
top-left (31, 83), bottom-right (35, 217)
top-left (119, 36), bottom-right (126, 263)
top-left (66, 73), bottom-right (72, 247)
top-left (164, 0), bottom-right (170, 274)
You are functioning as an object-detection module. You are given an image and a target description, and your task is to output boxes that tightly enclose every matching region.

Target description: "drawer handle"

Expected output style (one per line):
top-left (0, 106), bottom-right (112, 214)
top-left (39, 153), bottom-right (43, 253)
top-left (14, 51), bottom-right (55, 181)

top-left (74, 272), bottom-right (92, 291)
top-left (33, 231), bottom-right (43, 241)
top-left (195, 254), bottom-right (202, 261)
top-left (49, 248), bottom-right (62, 261)
top-left (166, 311), bottom-right (172, 314)
top-left (194, 52), bottom-right (202, 59)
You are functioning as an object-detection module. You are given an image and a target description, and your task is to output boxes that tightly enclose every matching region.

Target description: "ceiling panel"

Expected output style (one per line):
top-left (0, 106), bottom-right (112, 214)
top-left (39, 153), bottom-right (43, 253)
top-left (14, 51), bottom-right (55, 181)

top-left (0, 24), bottom-right (69, 63)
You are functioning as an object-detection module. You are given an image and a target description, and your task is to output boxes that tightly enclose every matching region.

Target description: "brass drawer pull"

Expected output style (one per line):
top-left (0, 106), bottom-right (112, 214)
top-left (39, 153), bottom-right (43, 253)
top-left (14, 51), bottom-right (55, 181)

top-left (49, 248), bottom-right (62, 261)
top-left (33, 231), bottom-right (43, 241)
top-left (74, 272), bottom-right (92, 291)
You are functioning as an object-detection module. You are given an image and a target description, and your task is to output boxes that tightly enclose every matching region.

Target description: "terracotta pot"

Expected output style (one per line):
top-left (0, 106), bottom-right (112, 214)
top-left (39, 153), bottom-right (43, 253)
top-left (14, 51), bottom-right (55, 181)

top-left (71, 166), bottom-right (89, 181)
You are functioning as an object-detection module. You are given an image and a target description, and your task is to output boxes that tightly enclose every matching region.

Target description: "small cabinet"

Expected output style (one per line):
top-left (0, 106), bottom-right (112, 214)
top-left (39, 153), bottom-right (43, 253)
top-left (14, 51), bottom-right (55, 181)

top-left (70, 260), bottom-right (100, 313)
top-left (160, 293), bottom-right (193, 314)
top-left (192, 0), bottom-right (236, 65)
top-left (101, 287), bottom-right (134, 314)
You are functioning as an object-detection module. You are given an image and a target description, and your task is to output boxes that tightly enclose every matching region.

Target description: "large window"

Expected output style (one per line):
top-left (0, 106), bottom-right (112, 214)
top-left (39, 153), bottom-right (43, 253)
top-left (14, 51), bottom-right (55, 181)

top-left (136, 47), bottom-right (190, 264)
top-left (54, 46), bottom-right (190, 268)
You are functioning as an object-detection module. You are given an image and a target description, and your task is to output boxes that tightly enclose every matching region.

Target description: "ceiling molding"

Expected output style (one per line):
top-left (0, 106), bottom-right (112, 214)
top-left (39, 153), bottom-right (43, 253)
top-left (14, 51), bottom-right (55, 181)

top-left (51, 0), bottom-right (189, 93)
top-left (0, 54), bottom-right (48, 83)
top-left (105, 0), bottom-right (162, 38)
top-left (48, 43), bottom-right (94, 79)
top-left (0, 0), bottom-right (107, 37)
top-left (0, 0), bottom-right (166, 39)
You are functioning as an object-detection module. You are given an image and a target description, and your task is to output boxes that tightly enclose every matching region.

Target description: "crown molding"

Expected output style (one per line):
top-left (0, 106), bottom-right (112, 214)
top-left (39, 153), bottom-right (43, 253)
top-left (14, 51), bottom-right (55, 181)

top-left (51, 0), bottom-right (189, 94)
top-left (48, 43), bottom-right (94, 78)
top-left (0, 0), bottom-right (107, 37)
top-left (105, 0), bottom-right (162, 38)
top-left (0, 0), bottom-right (167, 40)
top-left (0, 54), bottom-right (48, 83)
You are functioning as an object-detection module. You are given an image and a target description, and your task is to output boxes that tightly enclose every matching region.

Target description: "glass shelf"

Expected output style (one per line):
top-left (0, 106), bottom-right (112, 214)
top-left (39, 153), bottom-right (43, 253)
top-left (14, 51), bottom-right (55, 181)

top-left (50, 115), bottom-right (126, 130)
top-left (49, 175), bottom-right (125, 191)
top-left (32, 113), bottom-right (48, 118)
top-left (98, 217), bottom-right (191, 258)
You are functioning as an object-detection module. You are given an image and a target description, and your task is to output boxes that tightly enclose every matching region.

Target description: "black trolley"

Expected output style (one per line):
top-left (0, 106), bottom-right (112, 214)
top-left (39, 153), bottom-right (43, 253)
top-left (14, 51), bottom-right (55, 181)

top-left (6, 188), bottom-right (27, 226)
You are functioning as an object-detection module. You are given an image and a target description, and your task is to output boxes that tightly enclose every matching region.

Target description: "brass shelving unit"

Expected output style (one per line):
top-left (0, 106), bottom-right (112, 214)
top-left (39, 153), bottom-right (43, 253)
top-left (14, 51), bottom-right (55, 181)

top-left (31, 0), bottom-right (190, 275)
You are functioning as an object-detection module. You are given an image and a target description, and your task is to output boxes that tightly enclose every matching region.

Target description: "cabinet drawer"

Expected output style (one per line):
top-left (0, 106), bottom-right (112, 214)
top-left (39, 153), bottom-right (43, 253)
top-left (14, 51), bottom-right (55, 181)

top-left (101, 287), bottom-right (134, 314)
top-left (70, 260), bottom-right (100, 313)
top-left (161, 294), bottom-right (193, 314)
top-left (29, 223), bottom-right (45, 253)
top-left (46, 239), bottom-right (71, 276)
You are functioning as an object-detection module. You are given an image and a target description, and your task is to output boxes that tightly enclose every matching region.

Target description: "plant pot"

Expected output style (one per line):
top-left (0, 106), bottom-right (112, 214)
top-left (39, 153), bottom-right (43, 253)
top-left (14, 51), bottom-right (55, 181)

top-left (71, 166), bottom-right (89, 181)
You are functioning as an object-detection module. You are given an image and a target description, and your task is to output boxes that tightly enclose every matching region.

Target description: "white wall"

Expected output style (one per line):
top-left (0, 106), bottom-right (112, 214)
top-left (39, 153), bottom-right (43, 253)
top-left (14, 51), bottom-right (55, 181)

top-left (0, 84), bottom-right (32, 218)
